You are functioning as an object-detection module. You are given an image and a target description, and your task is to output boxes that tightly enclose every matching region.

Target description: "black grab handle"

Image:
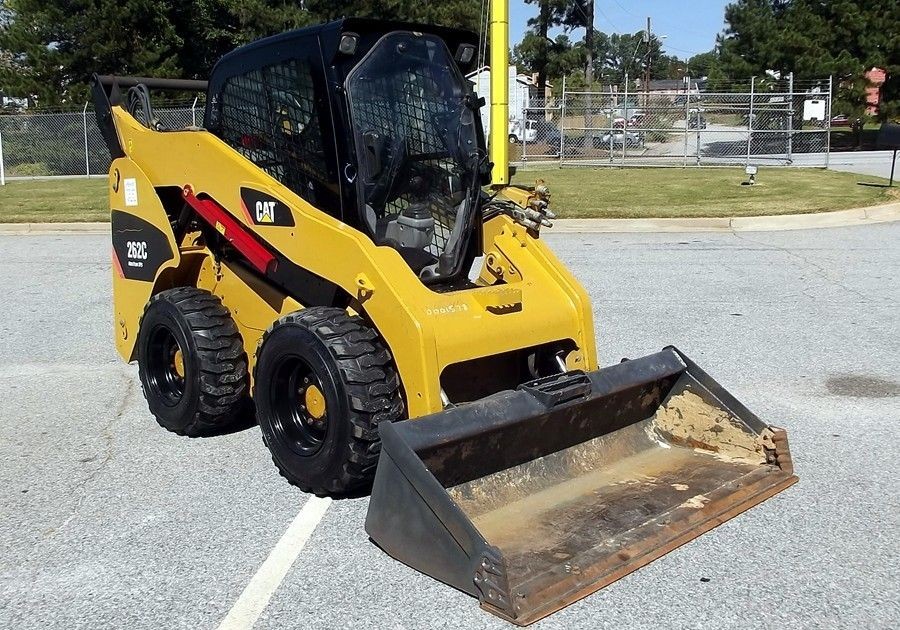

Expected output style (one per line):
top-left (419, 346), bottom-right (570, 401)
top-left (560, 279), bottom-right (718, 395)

top-left (519, 371), bottom-right (592, 407)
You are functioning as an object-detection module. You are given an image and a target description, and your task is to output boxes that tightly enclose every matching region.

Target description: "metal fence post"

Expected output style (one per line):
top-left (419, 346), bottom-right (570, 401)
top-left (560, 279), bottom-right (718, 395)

top-left (683, 76), bottom-right (691, 167)
top-left (82, 102), bottom-right (90, 177)
top-left (0, 130), bottom-right (5, 186)
top-left (191, 96), bottom-right (199, 127)
top-left (746, 76), bottom-right (756, 167)
top-left (521, 99), bottom-right (528, 162)
top-left (608, 86), bottom-right (615, 164)
top-left (787, 72), bottom-right (794, 164)
top-left (559, 76), bottom-right (566, 167)
top-left (825, 75), bottom-right (833, 169)
top-left (622, 73), bottom-right (628, 167)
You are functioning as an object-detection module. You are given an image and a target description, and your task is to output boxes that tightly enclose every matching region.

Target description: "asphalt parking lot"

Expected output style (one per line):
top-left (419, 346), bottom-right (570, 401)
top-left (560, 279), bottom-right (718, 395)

top-left (1, 225), bottom-right (898, 629)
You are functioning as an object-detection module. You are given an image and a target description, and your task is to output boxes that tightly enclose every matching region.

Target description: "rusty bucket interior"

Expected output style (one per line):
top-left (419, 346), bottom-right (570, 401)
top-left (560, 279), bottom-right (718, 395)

top-left (365, 347), bottom-right (797, 625)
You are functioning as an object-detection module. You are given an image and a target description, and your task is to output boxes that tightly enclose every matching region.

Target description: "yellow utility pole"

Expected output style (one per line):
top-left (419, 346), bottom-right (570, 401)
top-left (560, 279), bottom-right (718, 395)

top-left (489, 0), bottom-right (509, 186)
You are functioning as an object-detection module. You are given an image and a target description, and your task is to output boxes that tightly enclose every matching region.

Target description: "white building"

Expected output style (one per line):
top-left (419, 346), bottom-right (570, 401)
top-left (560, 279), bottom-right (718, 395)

top-left (466, 66), bottom-right (548, 143)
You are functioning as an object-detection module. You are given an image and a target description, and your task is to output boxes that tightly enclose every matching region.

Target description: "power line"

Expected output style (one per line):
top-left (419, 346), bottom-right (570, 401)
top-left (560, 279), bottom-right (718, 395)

top-left (606, 1), bottom-right (718, 54)
top-left (663, 44), bottom-right (706, 56)
top-left (594, 4), bottom-right (620, 32)
top-left (611, 0), bottom-right (635, 17)
top-left (566, 0), bottom-right (620, 34)
top-left (476, 0), bottom-right (488, 70)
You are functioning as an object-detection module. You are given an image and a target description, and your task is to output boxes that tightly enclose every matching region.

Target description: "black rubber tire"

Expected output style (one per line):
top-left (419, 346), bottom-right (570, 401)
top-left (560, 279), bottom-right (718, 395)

top-left (254, 307), bottom-right (404, 496)
top-left (136, 287), bottom-right (248, 437)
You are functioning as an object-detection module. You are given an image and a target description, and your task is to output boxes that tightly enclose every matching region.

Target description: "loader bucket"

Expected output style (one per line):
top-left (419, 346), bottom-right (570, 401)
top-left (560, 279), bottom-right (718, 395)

top-left (365, 347), bottom-right (797, 625)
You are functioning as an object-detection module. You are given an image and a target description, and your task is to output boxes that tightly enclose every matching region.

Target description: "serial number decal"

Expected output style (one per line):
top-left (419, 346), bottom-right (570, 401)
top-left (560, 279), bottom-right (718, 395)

top-left (425, 304), bottom-right (469, 316)
top-left (123, 177), bottom-right (138, 206)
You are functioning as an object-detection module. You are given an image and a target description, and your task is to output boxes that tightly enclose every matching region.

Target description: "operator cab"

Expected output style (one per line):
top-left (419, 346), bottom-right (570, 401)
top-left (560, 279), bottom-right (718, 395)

top-left (205, 19), bottom-right (487, 285)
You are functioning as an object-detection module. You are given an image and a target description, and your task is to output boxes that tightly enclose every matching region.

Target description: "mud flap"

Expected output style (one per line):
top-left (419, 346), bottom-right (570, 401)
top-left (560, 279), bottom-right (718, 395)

top-left (365, 347), bottom-right (797, 625)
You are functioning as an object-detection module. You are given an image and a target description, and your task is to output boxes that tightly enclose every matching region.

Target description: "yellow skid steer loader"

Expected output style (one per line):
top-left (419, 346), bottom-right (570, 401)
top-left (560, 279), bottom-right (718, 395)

top-left (93, 15), bottom-right (796, 626)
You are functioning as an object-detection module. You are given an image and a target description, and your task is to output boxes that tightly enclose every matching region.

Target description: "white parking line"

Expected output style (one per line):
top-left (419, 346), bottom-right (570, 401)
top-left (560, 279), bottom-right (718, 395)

top-left (216, 496), bottom-right (332, 630)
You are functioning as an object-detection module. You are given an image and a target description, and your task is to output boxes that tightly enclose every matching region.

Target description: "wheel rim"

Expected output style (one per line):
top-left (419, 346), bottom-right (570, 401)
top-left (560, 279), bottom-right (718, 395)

top-left (270, 355), bottom-right (328, 456)
top-left (146, 325), bottom-right (186, 405)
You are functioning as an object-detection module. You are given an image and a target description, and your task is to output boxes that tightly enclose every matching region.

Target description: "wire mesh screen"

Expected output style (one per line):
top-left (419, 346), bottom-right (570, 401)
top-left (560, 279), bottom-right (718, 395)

top-left (345, 29), bottom-right (485, 261)
top-left (513, 78), bottom-right (832, 167)
top-left (350, 68), bottom-right (463, 255)
top-left (217, 58), bottom-right (329, 205)
top-left (350, 67), bottom-right (461, 255)
top-left (0, 112), bottom-right (88, 176)
top-left (0, 101), bottom-right (202, 178)
top-left (154, 107), bottom-right (197, 130)
top-left (0, 77), bottom-right (834, 181)
top-left (517, 98), bottom-right (563, 162)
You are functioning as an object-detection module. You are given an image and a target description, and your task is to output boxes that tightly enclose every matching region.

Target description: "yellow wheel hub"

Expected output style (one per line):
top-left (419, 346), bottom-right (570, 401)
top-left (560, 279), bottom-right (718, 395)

top-left (304, 384), bottom-right (327, 420)
top-left (173, 348), bottom-right (185, 378)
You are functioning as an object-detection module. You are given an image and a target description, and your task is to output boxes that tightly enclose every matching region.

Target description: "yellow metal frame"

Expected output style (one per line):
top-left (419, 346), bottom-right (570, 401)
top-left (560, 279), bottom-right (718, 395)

top-left (107, 8), bottom-right (598, 419)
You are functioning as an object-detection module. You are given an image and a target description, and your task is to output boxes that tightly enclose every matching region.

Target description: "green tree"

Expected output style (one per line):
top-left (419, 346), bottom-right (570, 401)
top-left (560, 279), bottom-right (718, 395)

top-left (171, 2), bottom-right (318, 80)
top-left (0, 0), bottom-right (485, 106)
top-left (0, 0), bottom-right (183, 105)
top-left (718, 0), bottom-right (900, 118)
top-left (514, 33), bottom-right (585, 89)
top-left (174, 1), bottom-right (483, 78)
top-left (513, 0), bottom-right (569, 91)
top-left (686, 51), bottom-right (719, 78)
top-left (559, 1), bottom-right (596, 86)
top-left (598, 32), bottom-right (668, 85)
top-left (654, 54), bottom-right (687, 80)
top-left (304, 1), bottom-right (481, 32)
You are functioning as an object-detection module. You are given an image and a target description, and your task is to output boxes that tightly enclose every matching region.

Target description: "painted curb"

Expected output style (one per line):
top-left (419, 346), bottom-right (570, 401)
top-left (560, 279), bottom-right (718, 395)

top-left (0, 222), bottom-right (109, 235)
top-left (1, 202), bottom-right (897, 235)
top-left (549, 202), bottom-right (900, 233)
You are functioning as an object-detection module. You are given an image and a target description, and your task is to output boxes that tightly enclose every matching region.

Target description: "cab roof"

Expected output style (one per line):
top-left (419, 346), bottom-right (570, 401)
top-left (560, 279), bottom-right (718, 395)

top-left (208, 17), bottom-right (478, 89)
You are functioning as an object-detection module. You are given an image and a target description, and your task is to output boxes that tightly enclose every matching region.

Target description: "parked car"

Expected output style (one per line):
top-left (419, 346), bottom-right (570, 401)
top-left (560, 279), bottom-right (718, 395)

top-left (830, 114), bottom-right (851, 127)
top-left (688, 109), bottom-right (707, 130)
top-left (613, 114), bottom-right (645, 129)
top-left (532, 119), bottom-right (560, 142)
top-left (627, 113), bottom-right (647, 128)
top-left (598, 129), bottom-right (643, 148)
top-left (545, 126), bottom-right (569, 155)
top-left (546, 128), bottom-right (593, 155)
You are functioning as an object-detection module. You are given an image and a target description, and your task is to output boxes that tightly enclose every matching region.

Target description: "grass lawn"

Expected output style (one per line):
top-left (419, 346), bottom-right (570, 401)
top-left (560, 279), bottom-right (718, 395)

top-left (0, 177), bottom-right (108, 222)
top-left (522, 167), bottom-right (897, 219)
top-left (0, 168), bottom-right (895, 222)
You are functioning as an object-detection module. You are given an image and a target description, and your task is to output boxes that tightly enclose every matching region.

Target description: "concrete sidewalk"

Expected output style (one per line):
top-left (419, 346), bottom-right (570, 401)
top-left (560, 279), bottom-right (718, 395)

top-left (550, 201), bottom-right (900, 233)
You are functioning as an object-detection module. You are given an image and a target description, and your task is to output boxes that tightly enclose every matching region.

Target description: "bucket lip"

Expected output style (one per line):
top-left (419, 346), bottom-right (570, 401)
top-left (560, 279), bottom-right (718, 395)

top-left (487, 467), bottom-right (799, 626)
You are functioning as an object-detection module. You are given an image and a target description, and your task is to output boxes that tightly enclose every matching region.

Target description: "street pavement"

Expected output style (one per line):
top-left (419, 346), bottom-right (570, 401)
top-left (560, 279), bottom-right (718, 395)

top-left (1, 226), bottom-right (898, 629)
top-left (823, 150), bottom-right (899, 180)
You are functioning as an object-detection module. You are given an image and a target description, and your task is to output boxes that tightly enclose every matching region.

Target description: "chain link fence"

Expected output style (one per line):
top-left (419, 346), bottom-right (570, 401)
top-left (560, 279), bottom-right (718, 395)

top-left (512, 76), bottom-right (833, 168)
top-left (0, 78), bottom-right (832, 181)
top-left (0, 100), bottom-right (203, 179)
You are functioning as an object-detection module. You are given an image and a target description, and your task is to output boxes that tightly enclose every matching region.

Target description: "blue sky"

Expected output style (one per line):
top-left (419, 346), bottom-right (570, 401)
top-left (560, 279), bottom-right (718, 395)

top-left (510, 0), bottom-right (731, 59)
